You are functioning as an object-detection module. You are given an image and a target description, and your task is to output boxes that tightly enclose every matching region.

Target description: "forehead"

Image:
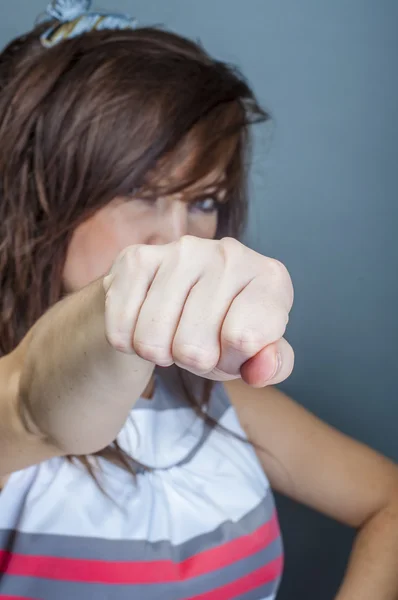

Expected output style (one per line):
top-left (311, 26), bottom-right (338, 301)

top-left (146, 131), bottom-right (237, 198)
top-left (139, 100), bottom-right (241, 194)
top-left (176, 166), bottom-right (226, 195)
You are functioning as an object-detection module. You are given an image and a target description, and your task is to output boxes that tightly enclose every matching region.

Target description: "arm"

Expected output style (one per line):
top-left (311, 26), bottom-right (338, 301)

top-left (226, 380), bottom-right (398, 600)
top-left (0, 279), bottom-right (153, 475)
top-left (0, 238), bottom-right (294, 477)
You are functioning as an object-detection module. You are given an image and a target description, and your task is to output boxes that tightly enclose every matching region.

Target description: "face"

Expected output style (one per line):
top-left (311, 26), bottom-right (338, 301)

top-left (63, 171), bottom-right (225, 292)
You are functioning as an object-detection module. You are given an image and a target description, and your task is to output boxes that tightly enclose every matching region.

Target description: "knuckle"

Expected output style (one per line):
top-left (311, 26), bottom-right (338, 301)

top-left (220, 236), bottom-right (241, 250)
top-left (116, 247), bottom-right (135, 274)
top-left (222, 312), bottom-right (287, 353)
top-left (263, 258), bottom-right (294, 308)
top-left (177, 235), bottom-right (196, 253)
top-left (119, 244), bottom-right (156, 273)
top-left (105, 328), bottom-right (133, 354)
top-left (268, 258), bottom-right (292, 290)
top-left (126, 244), bottom-right (147, 267)
top-left (173, 343), bottom-right (219, 374)
top-left (222, 326), bottom-right (266, 354)
top-left (218, 237), bottom-right (242, 262)
top-left (133, 339), bottom-right (173, 366)
top-left (173, 235), bottom-right (198, 268)
top-left (267, 258), bottom-right (289, 280)
top-left (264, 308), bottom-right (289, 340)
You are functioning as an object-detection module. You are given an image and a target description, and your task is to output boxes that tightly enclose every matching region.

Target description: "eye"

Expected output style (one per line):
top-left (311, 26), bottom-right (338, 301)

top-left (190, 196), bottom-right (219, 214)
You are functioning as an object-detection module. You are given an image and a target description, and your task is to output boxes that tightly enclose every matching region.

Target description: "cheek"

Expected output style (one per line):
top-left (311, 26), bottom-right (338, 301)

top-left (188, 213), bottom-right (218, 239)
top-left (63, 223), bottom-right (120, 292)
top-left (63, 202), bottom-right (147, 292)
top-left (64, 198), bottom-right (157, 292)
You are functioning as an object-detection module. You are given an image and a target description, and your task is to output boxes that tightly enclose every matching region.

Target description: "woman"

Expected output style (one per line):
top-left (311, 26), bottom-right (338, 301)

top-left (0, 2), bottom-right (397, 599)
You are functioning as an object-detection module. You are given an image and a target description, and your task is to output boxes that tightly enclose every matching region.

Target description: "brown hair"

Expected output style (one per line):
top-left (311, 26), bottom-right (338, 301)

top-left (0, 20), bottom-right (269, 474)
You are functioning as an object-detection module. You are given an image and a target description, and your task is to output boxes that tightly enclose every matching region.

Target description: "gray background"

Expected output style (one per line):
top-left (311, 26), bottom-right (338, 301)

top-left (2, 1), bottom-right (398, 598)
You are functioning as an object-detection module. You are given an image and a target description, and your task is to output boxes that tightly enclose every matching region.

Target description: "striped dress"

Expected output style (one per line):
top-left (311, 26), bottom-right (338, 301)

top-left (0, 367), bottom-right (283, 600)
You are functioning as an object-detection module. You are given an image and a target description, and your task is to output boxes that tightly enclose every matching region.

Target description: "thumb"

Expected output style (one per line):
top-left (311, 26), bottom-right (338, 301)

top-left (240, 338), bottom-right (294, 387)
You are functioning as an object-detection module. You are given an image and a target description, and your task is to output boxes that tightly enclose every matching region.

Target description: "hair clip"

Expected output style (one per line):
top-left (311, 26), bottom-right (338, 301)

top-left (46, 0), bottom-right (92, 22)
top-left (40, 0), bottom-right (138, 48)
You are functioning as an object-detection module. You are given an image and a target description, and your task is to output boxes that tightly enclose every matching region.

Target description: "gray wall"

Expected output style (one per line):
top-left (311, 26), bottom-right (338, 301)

top-left (2, 1), bottom-right (398, 598)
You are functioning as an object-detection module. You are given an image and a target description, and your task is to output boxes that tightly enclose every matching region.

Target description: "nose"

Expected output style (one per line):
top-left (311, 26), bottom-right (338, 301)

top-left (147, 198), bottom-right (189, 245)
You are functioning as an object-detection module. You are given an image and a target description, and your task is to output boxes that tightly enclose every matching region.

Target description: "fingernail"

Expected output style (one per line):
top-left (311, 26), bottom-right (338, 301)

top-left (269, 351), bottom-right (282, 380)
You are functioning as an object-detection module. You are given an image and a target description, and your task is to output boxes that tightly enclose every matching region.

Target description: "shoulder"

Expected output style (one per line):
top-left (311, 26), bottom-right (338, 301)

top-left (224, 379), bottom-right (398, 529)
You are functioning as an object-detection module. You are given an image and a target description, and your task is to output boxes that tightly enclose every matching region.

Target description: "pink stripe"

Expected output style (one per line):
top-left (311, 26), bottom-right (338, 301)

top-left (0, 512), bottom-right (280, 584)
top-left (187, 556), bottom-right (284, 600)
top-left (0, 596), bottom-right (40, 599)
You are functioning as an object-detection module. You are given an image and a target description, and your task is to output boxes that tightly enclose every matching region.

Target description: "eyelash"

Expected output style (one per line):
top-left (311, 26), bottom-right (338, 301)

top-left (132, 196), bottom-right (221, 214)
top-left (190, 196), bottom-right (220, 214)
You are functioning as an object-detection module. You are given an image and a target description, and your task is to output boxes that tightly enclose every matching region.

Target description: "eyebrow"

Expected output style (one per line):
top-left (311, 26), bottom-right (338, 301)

top-left (134, 173), bottom-right (228, 201)
top-left (184, 183), bottom-right (227, 199)
top-left (185, 174), bottom-right (227, 194)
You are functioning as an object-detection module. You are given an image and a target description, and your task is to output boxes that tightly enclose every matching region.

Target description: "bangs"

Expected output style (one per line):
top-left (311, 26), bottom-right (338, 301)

top-left (138, 102), bottom-right (247, 199)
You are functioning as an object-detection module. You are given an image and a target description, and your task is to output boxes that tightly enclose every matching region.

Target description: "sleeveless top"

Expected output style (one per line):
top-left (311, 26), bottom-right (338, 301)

top-left (0, 367), bottom-right (283, 600)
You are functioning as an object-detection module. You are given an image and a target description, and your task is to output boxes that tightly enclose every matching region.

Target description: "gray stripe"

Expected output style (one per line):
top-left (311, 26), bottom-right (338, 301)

top-left (0, 493), bottom-right (277, 561)
top-left (176, 538), bottom-right (283, 600)
top-left (0, 540), bottom-right (282, 600)
top-left (132, 386), bottom-right (229, 473)
top-left (132, 368), bottom-right (232, 471)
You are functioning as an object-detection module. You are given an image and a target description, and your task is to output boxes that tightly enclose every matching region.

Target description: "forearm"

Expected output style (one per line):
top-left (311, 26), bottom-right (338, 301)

top-left (18, 279), bottom-right (153, 455)
top-left (336, 497), bottom-right (398, 600)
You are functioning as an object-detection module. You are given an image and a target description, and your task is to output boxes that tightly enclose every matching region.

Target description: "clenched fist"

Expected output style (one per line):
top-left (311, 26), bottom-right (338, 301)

top-left (103, 236), bottom-right (294, 387)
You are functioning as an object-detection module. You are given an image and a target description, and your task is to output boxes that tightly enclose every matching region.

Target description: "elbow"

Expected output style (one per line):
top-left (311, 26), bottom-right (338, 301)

top-left (17, 359), bottom-right (49, 441)
top-left (359, 474), bottom-right (398, 532)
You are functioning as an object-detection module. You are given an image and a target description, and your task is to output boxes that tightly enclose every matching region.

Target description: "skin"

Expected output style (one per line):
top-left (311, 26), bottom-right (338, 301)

top-left (63, 189), bottom-right (220, 291)
top-left (67, 182), bottom-right (398, 599)
top-left (0, 171), bottom-right (397, 599)
top-left (63, 189), bottom-right (223, 396)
